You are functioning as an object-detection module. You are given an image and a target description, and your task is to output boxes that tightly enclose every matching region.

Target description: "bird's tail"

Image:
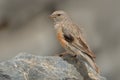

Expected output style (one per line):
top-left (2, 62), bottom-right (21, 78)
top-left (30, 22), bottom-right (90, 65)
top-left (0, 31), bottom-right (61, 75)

top-left (94, 62), bottom-right (100, 73)
top-left (77, 51), bottom-right (100, 73)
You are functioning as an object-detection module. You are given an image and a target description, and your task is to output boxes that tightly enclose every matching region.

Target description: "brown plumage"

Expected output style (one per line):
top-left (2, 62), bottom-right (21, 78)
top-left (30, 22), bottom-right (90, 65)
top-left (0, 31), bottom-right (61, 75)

top-left (50, 10), bottom-right (99, 73)
top-left (62, 23), bottom-right (96, 59)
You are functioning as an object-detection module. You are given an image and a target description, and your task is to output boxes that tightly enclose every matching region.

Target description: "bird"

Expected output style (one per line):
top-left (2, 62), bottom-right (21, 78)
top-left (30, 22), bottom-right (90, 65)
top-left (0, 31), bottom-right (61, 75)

top-left (50, 10), bottom-right (99, 73)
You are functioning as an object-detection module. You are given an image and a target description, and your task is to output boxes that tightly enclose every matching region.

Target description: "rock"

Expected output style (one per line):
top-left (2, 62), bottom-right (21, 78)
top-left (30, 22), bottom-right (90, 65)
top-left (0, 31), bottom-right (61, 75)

top-left (0, 53), bottom-right (82, 80)
top-left (59, 52), bottom-right (106, 80)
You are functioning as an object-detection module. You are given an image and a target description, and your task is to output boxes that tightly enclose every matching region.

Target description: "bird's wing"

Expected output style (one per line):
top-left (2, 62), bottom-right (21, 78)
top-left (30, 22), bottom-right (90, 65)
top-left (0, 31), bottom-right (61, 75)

top-left (62, 24), bottom-right (96, 60)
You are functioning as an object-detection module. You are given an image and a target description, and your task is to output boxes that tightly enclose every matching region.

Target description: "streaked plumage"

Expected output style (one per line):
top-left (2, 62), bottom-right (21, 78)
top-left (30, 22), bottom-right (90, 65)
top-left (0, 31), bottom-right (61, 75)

top-left (50, 10), bottom-right (99, 73)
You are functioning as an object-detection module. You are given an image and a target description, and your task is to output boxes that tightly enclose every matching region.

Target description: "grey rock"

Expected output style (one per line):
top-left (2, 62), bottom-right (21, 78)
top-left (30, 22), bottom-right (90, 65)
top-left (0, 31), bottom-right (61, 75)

top-left (61, 53), bottom-right (106, 80)
top-left (0, 53), bottom-right (82, 80)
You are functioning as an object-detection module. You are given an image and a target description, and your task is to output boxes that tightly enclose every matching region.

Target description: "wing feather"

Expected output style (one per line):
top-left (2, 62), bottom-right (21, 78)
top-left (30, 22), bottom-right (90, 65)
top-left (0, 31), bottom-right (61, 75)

top-left (62, 24), bottom-right (96, 59)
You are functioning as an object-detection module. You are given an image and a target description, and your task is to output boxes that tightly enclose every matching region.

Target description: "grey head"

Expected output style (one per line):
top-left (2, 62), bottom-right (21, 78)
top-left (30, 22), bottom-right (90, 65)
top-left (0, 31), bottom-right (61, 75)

top-left (50, 10), bottom-right (71, 23)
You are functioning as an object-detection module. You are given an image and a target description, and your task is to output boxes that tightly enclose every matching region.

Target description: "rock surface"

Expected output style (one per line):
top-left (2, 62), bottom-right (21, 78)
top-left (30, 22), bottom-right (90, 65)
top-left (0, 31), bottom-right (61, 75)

top-left (0, 53), bottom-right (82, 80)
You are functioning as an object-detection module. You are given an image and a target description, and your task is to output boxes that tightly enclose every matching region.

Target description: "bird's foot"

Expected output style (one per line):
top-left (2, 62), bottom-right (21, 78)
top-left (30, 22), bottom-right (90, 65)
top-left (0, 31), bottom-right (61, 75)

top-left (59, 52), bottom-right (68, 57)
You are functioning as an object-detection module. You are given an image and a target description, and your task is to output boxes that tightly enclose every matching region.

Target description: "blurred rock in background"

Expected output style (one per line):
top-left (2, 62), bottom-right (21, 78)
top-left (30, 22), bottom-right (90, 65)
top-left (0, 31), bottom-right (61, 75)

top-left (0, 0), bottom-right (120, 80)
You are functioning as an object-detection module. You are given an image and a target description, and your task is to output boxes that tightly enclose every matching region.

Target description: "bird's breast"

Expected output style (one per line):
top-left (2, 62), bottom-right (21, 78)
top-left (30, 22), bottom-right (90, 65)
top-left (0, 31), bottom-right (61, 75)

top-left (57, 31), bottom-right (67, 48)
top-left (54, 23), bottom-right (61, 29)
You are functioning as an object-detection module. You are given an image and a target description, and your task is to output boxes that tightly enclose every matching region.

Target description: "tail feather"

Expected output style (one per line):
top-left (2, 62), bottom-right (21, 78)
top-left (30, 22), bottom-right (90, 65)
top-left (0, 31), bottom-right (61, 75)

top-left (78, 51), bottom-right (100, 73)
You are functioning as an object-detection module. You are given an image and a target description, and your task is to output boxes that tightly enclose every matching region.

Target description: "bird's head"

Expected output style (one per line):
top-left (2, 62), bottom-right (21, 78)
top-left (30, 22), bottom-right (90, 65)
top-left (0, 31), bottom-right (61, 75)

top-left (50, 10), bottom-right (70, 23)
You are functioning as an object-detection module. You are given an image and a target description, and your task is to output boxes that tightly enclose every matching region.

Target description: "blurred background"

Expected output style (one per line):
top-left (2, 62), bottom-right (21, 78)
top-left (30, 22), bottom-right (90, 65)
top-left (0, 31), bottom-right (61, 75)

top-left (0, 0), bottom-right (120, 80)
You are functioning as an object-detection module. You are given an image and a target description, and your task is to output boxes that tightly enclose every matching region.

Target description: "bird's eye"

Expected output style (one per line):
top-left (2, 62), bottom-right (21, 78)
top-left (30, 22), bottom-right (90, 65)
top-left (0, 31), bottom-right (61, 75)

top-left (57, 14), bottom-right (61, 16)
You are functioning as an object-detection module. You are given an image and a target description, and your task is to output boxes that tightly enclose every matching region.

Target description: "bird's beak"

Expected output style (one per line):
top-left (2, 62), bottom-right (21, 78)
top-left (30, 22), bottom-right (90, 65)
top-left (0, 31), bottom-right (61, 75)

top-left (50, 14), bottom-right (56, 19)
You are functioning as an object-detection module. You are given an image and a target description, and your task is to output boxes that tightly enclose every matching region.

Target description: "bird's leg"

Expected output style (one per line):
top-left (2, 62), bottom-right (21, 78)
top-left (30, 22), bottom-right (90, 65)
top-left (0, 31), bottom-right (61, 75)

top-left (59, 51), bottom-right (68, 57)
top-left (53, 51), bottom-right (68, 57)
top-left (73, 54), bottom-right (77, 57)
top-left (59, 50), bottom-right (77, 57)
